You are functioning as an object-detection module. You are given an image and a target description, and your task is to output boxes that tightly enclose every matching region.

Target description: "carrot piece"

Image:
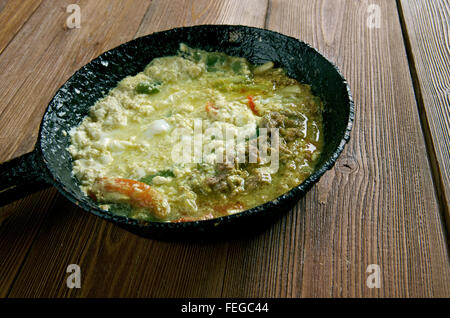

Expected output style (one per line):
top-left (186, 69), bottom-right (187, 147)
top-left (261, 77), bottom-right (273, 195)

top-left (90, 177), bottom-right (170, 219)
top-left (205, 101), bottom-right (218, 114)
top-left (247, 95), bottom-right (258, 115)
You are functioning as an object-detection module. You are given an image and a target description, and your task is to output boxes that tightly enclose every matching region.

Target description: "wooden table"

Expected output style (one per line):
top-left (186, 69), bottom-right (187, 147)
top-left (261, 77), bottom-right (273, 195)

top-left (0, 0), bottom-right (449, 298)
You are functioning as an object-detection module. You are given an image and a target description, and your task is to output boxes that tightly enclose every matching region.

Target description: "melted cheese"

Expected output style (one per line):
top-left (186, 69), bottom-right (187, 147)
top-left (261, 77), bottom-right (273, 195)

top-left (68, 44), bottom-right (324, 222)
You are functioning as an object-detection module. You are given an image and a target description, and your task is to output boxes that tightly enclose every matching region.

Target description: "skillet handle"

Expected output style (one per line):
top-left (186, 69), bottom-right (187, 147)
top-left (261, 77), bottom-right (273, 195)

top-left (0, 149), bottom-right (51, 206)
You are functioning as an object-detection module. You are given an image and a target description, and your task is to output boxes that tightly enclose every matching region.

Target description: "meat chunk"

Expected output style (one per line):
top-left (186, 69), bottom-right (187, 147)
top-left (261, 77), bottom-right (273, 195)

top-left (260, 111), bottom-right (306, 142)
top-left (281, 128), bottom-right (304, 142)
top-left (204, 162), bottom-right (247, 195)
top-left (260, 112), bottom-right (287, 129)
top-left (205, 174), bottom-right (228, 192)
top-left (246, 167), bottom-right (273, 190)
top-left (260, 111), bottom-right (305, 129)
top-left (204, 162), bottom-right (235, 192)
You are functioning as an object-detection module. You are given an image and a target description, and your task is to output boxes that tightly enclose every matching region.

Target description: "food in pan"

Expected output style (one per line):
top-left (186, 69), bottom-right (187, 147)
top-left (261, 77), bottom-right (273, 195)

top-left (68, 44), bottom-right (324, 222)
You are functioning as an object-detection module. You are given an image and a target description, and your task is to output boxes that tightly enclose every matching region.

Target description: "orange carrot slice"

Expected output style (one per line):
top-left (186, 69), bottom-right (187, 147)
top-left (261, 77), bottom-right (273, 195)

top-left (247, 95), bottom-right (258, 115)
top-left (90, 177), bottom-right (170, 219)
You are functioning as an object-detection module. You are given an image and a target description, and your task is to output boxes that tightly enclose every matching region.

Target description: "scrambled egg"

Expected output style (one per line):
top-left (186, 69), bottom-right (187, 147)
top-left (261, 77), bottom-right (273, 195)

top-left (68, 44), bottom-right (323, 222)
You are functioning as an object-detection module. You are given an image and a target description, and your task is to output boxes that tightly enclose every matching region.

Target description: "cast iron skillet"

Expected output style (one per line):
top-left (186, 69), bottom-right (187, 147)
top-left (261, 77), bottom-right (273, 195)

top-left (0, 25), bottom-right (353, 239)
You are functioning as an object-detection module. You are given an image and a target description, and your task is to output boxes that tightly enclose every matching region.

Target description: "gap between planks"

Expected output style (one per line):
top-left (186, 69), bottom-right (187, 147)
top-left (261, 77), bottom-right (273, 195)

top-left (2, 0), bottom-right (271, 298)
top-left (1, 0), bottom-right (156, 297)
top-left (395, 0), bottom-right (450, 248)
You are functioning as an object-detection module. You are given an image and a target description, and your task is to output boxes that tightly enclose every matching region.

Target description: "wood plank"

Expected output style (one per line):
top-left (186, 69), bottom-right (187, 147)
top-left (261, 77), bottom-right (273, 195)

top-left (5, 194), bottom-right (105, 297)
top-left (3, 0), bottom-right (449, 298)
top-left (77, 227), bottom-right (229, 298)
top-left (135, 0), bottom-right (268, 37)
top-left (219, 0), bottom-right (450, 297)
top-left (0, 0), bottom-right (152, 296)
top-left (0, 188), bottom-right (57, 297)
top-left (0, 0), bottom-right (42, 55)
top-left (5, 0), bottom-right (269, 297)
top-left (0, 0), bottom-right (151, 163)
top-left (398, 0), bottom-right (450, 234)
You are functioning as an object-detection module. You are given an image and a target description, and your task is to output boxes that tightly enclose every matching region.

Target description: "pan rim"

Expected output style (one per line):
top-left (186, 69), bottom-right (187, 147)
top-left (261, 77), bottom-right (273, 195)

top-left (38, 24), bottom-right (354, 232)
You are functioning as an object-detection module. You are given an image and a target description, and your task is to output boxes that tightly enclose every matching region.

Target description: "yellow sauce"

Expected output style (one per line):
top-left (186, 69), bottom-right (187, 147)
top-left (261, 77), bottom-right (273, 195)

top-left (68, 44), bottom-right (324, 222)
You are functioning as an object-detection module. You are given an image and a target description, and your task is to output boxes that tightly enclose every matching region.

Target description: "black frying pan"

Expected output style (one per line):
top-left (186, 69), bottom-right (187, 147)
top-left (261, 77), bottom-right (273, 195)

top-left (0, 25), bottom-right (353, 239)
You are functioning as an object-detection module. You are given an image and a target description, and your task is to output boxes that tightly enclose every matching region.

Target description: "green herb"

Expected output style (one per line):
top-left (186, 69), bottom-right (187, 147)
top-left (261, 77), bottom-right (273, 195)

top-left (139, 169), bottom-right (175, 185)
top-left (206, 54), bottom-right (219, 66)
top-left (231, 61), bottom-right (242, 73)
top-left (136, 80), bottom-right (162, 95)
top-left (108, 203), bottom-right (132, 217)
top-left (205, 53), bottom-right (228, 72)
top-left (193, 52), bottom-right (202, 62)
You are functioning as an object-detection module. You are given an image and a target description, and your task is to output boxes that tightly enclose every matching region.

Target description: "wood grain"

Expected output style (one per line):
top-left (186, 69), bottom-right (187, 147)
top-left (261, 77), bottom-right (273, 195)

top-left (3, 0), bottom-right (269, 298)
top-left (220, 0), bottom-right (450, 297)
top-left (0, 0), bottom-right (42, 55)
top-left (135, 0), bottom-right (269, 36)
top-left (0, 0), bottom-right (449, 298)
top-left (0, 0), bottom-right (151, 163)
top-left (398, 0), bottom-right (450, 234)
top-left (0, 188), bottom-right (57, 297)
top-left (0, 0), bottom-right (152, 296)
